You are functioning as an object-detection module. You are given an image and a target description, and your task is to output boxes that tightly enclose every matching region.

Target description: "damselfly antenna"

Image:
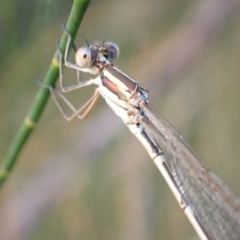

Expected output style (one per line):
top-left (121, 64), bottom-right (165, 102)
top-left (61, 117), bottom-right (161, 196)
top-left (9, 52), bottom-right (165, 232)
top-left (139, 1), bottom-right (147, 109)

top-left (79, 32), bottom-right (90, 47)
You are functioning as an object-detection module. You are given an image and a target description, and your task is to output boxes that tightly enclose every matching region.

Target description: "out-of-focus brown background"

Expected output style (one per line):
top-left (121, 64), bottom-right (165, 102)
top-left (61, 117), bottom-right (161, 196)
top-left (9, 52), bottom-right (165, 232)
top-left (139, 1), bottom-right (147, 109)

top-left (1, 0), bottom-right (240, 239)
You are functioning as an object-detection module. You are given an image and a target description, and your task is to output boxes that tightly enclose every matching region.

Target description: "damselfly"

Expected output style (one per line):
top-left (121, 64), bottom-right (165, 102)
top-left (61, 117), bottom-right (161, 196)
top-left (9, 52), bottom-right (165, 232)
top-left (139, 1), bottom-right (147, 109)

top-left (40, 26), bottom-right (240, 240)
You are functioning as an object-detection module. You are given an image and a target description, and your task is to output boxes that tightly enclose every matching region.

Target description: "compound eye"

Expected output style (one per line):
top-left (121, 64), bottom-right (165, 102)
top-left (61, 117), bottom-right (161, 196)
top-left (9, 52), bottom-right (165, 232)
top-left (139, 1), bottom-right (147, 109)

top-left (103, 42), bottom-right (119, 62)
top-left (75, 46), bottom-right (92, 68)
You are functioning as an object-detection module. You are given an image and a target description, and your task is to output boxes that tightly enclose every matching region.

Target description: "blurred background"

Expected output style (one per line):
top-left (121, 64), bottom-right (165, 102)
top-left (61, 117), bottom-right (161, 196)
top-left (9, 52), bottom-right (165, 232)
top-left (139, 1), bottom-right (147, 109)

top-left (1, 0), bottom-right (240, 239)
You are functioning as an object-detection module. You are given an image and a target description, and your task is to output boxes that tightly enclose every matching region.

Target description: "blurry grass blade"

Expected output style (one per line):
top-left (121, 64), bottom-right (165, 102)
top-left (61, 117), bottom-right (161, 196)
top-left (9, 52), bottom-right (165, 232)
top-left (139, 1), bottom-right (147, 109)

top-left (0, 0), bottom-right (91, 187)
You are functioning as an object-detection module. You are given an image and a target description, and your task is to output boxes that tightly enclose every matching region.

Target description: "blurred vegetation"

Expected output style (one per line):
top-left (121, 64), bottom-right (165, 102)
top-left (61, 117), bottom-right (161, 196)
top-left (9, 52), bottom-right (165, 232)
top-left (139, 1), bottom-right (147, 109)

top-left (0, 0), bottom-right (90, 186)
top-left (0, 0), bottom-right (240, 240)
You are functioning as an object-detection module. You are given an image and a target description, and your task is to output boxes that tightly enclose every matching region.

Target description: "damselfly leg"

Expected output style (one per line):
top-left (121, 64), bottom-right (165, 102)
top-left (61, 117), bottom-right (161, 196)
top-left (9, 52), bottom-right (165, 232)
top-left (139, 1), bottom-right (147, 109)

top-left (58, 26), bottom-right (98, 92)
top-left (44, 26), bottom-right (106, 120)
top-left (38, 80), bottom-right (101, 120)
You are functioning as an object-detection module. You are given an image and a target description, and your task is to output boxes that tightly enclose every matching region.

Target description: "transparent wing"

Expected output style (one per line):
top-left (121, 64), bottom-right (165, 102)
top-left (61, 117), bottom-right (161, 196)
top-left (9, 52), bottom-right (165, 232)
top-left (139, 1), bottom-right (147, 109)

top-left (141, 103), bottom-right (240, 240)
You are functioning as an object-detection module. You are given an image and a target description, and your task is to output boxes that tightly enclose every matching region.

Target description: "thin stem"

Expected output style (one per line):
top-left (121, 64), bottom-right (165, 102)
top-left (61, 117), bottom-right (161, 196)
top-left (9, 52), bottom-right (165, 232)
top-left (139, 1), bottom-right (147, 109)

top-left (0, 0), bottom-right (91, 187)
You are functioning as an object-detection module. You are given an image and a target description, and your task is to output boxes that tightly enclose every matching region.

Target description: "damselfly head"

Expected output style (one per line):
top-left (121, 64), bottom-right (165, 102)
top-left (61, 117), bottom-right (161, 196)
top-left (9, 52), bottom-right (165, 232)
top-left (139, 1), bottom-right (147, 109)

top-left (75, 46), bottom-right (99, 68)
top-left (101, 42), bottom-right (119, 62)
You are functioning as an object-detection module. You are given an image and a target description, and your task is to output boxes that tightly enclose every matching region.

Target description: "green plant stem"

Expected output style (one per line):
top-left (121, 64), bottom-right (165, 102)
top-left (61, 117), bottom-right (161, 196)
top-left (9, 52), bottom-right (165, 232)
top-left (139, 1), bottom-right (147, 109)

top-left (0, 0), bottom-right (91, 187)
